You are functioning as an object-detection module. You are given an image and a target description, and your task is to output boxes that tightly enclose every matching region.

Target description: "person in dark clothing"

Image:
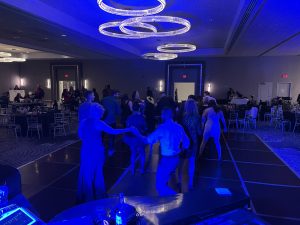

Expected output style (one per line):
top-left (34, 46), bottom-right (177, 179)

top-left (102, 84), bottom-right (112, 98)
top-left (146, 86), bottom-right (154, 98)
top-left (123, 102), bottom-right (147, 174)
top-left (297, 94), bottom-right (300, 104)
top-left (34, 84), bottom-right (45, 100)
top-left (145, 95), bottom-right (156, 133)
top-left (156, 92), bottom-right (177, 115)
top-left (101, 90), bottom-right (121, 156)
top-left (14, 93), bottom-right (23, 102)
top-left (93, 88), bottom-right (100, 103)
top-left (120, 94), bottom-right (132, 127)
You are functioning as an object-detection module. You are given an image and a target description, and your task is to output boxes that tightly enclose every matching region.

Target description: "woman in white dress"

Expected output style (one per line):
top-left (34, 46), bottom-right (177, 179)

top-left (199, 100), bottom-right (227, 160)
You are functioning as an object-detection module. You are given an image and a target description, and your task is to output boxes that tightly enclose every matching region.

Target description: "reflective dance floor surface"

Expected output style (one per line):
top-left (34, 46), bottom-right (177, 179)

top-left (18, 133), bottom-right (300, 224)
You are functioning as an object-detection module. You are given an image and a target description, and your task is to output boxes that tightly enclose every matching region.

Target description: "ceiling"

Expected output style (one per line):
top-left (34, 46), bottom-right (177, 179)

top-left (0, 0), bottom-right (299, 60)
top-left (0, 43), bottom-right (71, 59)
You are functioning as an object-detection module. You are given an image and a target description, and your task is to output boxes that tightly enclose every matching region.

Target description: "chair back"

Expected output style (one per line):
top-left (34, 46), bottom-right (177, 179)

top-left (229, 111), bottom-right (238, 120)
top-left (27, 116), bottom-right (39, 125)
top-left (54, 113), bottom-right (64, 123)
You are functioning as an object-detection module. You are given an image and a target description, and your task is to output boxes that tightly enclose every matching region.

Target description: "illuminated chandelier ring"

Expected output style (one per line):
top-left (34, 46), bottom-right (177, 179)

top-left (99, 21), bottom-right (158, 39)
top-left (157, 44), bottom-right (196, 53)
top-left (120, 16), bottom-right (191, 37)
top-left (143, 53), bottom-right (178, 61)
top-left (97, 0), bottom-right (166, 16)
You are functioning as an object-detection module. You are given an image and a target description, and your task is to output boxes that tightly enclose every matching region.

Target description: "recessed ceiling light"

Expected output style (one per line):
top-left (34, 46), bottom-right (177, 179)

top-left (61, 34), bottom-right (67, 37)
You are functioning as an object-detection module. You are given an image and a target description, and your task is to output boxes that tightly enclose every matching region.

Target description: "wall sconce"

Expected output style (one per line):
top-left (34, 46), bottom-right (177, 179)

top-left (46, 78), bottom-right (51, 89)
top-left (207, 83), bottom-right (211, 92)
top-left (20, 78), bottom-right (25, 87)
top-left (84, 79), bottom-right (88, 89)
top-left (159, 80), bottom-right (164, 92)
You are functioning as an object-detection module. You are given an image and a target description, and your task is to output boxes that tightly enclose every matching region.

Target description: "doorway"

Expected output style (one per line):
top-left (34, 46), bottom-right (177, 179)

top-left (258, 82), bottom-right (273, 102)
top-left (174, 82), bottom-right (195, 102)
top-left (50, 63), bottom-right (83, 101)
top-left (166, 63), bottom-right (204, 100)
top-left (277, 82), bottom-right (291, 98)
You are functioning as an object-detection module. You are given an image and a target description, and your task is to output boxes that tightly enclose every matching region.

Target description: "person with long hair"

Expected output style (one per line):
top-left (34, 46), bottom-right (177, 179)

top-left (77, 91), bottom-right (134, 202)
top-left (179, 99), bottom-right (202, 189)
top-left (199, 100), bottom-right (227, 160)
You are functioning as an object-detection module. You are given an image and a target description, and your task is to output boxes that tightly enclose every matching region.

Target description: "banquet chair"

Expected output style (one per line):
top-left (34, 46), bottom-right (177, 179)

top-left (238, 110), bottom-right (249, 130)
top-left (26, 116), bottom-right (43, 139)
top-left (247, 107), bottom-right (258, 129)
top-left (275, 109), bottom-right (291, 132)
top-left (228, 111), bottom-right (239, 129)
top-left (293, 112), bottom-right (300, 132)
top-left (51, 113), bottom-right (67, 137)
top-left (6, 115), bottom-right (21, 138)
top-left (0, 108), bottom-right (9, 126)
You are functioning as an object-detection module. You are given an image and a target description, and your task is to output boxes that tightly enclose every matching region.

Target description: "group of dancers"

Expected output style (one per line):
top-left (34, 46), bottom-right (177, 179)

top-left (77, 90), bottom-right (227, 203)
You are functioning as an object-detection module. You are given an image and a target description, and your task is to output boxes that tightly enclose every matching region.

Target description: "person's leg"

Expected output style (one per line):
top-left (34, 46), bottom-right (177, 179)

top-left (199, 134), bottom-right (209, 157)
top-left (77, 166), bottom-right (94, 203)
top-left (139, 146), bottom-right (146, 174)
top-left (213, 135), bottom-right (222, 161)
top-left (176, 157), bottom-right (185, 193)
top-left (130, 145), bottom-right (137, 175)
top-left (156, 156), bottom-right (179, 196)
top-left (95, 154), bottom-right (106, 199)
top-left (188, 156), bottom-right (195, 189)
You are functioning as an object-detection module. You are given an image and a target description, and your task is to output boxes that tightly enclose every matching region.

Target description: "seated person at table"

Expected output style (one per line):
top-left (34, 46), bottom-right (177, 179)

top-left (133, 107), bottom-right (190, 196)
top-left (77, 91), bottom-right (134, 203)
top-left (123, 101), bottom-right (147, 174)
top-left (14, 93), bottom-right (23, 102)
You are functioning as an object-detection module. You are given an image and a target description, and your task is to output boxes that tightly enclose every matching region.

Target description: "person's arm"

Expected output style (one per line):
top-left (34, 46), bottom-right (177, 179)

top-left (99, 120), bottom-right (132, 135)
top-left (181, 128), bottom-right (190, 150)
top-left (220, 111), bottom-right (227, 132)
top-left (128, 101), bottom-right (133, 112)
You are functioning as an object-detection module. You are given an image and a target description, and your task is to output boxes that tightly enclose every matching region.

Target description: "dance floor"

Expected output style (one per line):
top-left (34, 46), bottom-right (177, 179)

top-left (18, 133), bottom-right (300, 224)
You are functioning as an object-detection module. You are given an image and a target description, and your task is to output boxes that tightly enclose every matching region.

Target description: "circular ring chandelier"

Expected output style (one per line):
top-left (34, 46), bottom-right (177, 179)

top-left (99, 21), bottom-right (157, 39)
top-left (157, 44), bottom-right (196, 53)
top-left (143, 53), bottom-right (178, 61)
top-left (97, 0), bottom-right (166, 16)
top-left (120, 16), bottom-right (191, 37)
top-left (0, 52), bottom-right (12, 57)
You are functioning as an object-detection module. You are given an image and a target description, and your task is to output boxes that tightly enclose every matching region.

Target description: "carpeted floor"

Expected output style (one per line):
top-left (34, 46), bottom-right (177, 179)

top-left (0, 127), bottom-right (79, 168)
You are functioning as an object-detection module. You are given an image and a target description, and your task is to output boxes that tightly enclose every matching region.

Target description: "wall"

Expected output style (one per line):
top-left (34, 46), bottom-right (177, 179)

top-left (0, 63), bottom-right (20, 93)
top-left (83, 59), bottom-right (165, 98)
top-left (204, 56), bottom-right (300, 101)
top-left (1, 56), bottom-right (299, 102)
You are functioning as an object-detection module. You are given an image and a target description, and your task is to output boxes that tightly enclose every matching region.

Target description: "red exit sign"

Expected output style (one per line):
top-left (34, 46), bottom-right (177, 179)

top-left (281, 73), bottom-right (288, 78)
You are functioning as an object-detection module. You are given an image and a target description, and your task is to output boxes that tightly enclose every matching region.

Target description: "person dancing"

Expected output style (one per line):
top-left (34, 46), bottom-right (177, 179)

top-left (77, 91), bottom-right (134, 203)
top-left (179, 99), bottom-right (202, 189)
top-left (199, 100), bottom-right (227, 160)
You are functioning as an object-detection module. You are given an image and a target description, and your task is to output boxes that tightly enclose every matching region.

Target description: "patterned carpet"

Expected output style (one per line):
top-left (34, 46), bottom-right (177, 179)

top-left (0, 128), bottom-right (79, 168)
